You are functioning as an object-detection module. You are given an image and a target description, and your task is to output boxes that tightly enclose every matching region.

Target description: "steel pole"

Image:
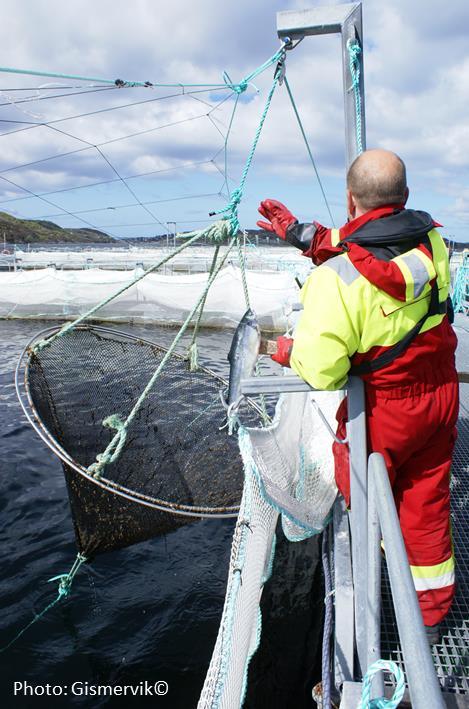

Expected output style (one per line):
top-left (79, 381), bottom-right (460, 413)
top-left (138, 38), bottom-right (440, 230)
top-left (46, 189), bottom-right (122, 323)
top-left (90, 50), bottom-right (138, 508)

top-left (367, 463), bottom-right (384, 698)
top-left (341, 4), bottom-right (366, 167)
top-left (346, 376), bottom-right (368, 675)
top-left (370, 453), bottom-right (445, 709)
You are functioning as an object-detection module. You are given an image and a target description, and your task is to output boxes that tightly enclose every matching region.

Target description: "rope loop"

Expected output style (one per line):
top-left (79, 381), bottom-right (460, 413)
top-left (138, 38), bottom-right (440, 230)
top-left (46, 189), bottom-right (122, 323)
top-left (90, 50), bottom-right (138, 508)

top-left (359, 659), bottom-right (405, 709)
top-left (452, 252), bottom-right (468, 313)
top-left (210, 190), bottom-right (241, 225)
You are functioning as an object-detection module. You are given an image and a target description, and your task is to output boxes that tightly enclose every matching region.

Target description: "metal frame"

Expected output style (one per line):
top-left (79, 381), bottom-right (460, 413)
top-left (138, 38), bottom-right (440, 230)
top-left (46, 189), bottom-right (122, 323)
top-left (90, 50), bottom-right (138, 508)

top-left (277, 1), bottom-right (368, 682)
top-left (277, 2), bottom-right (366, 167)
top-left (15, 323), bottom-right (251, 519)
top-left (367, 453), bottom-right (445, 708)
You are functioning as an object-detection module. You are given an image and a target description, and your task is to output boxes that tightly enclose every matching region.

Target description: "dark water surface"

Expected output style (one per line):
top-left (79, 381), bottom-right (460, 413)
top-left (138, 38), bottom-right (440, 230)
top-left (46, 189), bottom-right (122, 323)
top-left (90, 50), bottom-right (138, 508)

top-left (0, 321), bottom-right (321, 709)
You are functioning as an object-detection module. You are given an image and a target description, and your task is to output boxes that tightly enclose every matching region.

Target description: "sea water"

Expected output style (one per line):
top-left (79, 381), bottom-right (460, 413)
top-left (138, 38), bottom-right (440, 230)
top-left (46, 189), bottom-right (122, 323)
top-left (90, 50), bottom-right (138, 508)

top-left (0, 320), bottom-right (321, 709)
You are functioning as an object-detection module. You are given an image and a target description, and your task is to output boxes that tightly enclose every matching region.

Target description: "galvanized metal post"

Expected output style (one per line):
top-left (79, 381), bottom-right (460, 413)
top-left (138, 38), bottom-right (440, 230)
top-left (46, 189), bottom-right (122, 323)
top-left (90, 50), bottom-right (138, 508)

top-left (367, 460), bottom-right (384, 699)
top-left (346, 376), bottom-right (368, 675)
top-left (341, 4), bottom-right (366, 166)
top-left (332, 496), bottom-right (354, 686)
top-left (277, 1), bottom-right (367, 683)
top-left (370, 453), bottom-right (445, 709)
top-left (277, 2), bottom-right (366, 170)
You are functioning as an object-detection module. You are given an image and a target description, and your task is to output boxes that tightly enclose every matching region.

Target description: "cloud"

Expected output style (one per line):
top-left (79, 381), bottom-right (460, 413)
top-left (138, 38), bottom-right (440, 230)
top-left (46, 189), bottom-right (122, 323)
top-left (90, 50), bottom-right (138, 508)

top-left (0, 0), bottom-right (467, 238)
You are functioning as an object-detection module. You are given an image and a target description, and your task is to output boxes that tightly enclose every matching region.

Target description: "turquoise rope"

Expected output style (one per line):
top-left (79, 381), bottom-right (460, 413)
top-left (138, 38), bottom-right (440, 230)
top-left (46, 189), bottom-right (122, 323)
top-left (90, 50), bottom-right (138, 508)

top-left (211, 46), bottom-right (288, 234)
top-left (0, 46), bottom-right (286, 95)
top-left (35, 42), bottom-right (289, 473)
top-left (359, 660), bottom-right (405, 709)
top-left (222, 44), bottom-right (285, 95)
top-left (347, 38), bottom-right (364, 155)
top-left (284, 76), bottom-right (336, 227)
top-left (452, 253), bottom-right (469, 314)
top-left (88, 237), bottom-right (237, 478)
top-left (187, 244), bottom-right (221, 371)
top-left (0, 553), bottom-right (86, 652)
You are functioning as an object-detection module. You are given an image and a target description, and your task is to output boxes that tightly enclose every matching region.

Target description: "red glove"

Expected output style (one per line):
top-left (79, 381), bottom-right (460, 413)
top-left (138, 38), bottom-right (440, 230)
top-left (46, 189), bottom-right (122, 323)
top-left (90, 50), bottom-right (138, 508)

top-left (271, 336), bottom-right (294, 367)
top-left (257, 199), bottom-right (297, 239)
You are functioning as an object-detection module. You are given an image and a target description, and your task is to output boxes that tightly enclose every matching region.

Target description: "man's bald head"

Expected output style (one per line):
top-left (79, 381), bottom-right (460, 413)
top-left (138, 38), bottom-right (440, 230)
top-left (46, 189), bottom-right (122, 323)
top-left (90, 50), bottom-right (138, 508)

top-left (346, 149), bottom-right (407, 212)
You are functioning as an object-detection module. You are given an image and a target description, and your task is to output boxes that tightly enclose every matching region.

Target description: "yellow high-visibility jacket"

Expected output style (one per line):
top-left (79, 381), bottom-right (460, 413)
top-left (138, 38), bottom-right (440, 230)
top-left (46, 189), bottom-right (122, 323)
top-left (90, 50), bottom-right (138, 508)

top-left (290, 223), bottom-right (454, 390)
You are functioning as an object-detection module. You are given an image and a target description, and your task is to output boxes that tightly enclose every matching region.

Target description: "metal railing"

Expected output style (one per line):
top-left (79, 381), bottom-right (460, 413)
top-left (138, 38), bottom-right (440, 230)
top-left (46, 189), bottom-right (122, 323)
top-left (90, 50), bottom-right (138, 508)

top-left (241, 372), bottom-right (446, 705)
top-left (367, 452), bottom-right (444, 707)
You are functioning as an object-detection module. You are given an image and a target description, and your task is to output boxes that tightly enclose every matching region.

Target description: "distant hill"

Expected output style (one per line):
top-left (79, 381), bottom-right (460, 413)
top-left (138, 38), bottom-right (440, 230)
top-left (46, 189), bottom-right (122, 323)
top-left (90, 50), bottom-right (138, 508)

top-left (0, 212), bottom-right (115, 243)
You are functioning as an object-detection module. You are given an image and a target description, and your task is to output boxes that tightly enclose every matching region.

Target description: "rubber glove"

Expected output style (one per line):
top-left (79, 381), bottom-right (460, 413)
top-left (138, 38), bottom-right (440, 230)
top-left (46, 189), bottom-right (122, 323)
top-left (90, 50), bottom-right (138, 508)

top-left (271, 336), bottom-right (294, 367)
top-left (257, 199), bottom-right (297, 239)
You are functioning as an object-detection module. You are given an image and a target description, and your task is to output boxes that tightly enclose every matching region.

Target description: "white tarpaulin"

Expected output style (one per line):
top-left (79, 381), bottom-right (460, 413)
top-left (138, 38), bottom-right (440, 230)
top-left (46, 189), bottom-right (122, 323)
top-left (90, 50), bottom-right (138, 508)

top-left (0, 265), bottom-right (299, 330)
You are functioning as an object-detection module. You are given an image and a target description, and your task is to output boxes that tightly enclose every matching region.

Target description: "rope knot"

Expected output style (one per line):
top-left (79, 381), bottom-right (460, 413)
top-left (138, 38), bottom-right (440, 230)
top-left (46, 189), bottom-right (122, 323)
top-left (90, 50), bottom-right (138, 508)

top-left (228, 188), bottom-right (242, 208)
top-left (223, 70), bottom-right (248, 95)
top-left (58, 576), bottom-right (72, 598)
top-left (347, 39), bottom-right (362, 86)
top-left (360, 659), bottom-right (405, 709)
top-left (347, 38), bottom-right (361, 59)
top-left (233, 80), bottom-right (248, 94)
top-left (88, 414), bottom-right (128, 478)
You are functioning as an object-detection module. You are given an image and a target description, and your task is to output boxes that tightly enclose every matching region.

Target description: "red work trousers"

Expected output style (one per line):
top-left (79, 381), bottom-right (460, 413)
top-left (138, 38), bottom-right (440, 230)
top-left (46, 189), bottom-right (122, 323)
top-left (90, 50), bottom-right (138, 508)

top-left (333, 377), bottom-right (459, 626)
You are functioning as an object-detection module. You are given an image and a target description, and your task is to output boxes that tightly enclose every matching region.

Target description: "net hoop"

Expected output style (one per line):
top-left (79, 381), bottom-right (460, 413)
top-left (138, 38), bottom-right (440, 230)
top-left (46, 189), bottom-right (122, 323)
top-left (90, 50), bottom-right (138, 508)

top-left (16, 324), bottom-right (262, 519)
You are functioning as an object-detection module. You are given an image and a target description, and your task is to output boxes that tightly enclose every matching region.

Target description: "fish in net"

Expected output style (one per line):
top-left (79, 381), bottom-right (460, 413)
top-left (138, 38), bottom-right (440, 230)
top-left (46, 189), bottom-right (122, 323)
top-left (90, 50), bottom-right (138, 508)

top-left (17, 324), bottom-right (264, 558)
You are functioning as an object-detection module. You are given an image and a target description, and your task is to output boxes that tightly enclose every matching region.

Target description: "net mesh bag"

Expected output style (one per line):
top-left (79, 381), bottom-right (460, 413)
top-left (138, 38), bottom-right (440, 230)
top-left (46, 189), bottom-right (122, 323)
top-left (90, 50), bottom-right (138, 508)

top-left (198, 389), bottom-right (339, 708)
top-left (243, 388), bottom-right (339, 540)
top-left (22, 325), bottom-right (262, 557)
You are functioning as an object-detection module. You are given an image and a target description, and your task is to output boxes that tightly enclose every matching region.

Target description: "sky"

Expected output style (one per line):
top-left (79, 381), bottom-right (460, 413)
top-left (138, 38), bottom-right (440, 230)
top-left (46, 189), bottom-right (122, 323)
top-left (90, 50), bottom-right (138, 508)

top-left (0, 0), bottom-right (468, 241)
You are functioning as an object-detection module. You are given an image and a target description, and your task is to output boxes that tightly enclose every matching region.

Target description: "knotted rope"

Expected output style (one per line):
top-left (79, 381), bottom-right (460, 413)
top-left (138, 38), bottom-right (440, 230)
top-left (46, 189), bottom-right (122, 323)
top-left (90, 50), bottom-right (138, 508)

top-left (0, 553), bottom-right (87, 652)
top-left (359, 660), bottom-right (405, 709)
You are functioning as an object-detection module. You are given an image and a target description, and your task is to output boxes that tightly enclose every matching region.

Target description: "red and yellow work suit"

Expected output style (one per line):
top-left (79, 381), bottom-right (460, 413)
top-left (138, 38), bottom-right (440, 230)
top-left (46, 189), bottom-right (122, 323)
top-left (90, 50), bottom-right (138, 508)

top-left (290, 206), bottom-right (458, 626)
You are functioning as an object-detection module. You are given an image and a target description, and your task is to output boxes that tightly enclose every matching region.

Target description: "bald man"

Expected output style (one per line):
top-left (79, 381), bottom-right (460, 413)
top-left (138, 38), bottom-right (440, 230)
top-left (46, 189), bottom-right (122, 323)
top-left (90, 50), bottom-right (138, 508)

top-left (257, 149), bottom-right (458, 641)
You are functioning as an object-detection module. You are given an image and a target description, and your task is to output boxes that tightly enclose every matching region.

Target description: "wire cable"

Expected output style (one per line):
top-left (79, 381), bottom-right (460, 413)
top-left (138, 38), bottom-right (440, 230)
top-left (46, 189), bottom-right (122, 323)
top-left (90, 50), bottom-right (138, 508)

top-left (284, 76), bottom-right (336, 227)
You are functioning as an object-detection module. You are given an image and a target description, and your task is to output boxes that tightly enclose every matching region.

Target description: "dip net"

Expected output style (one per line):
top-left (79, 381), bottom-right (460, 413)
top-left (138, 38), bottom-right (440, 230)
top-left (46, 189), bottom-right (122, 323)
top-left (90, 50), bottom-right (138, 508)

top-left (17, 324), bottom-right (263, 557)
top-left (198, 389), bottom-right (339, 708)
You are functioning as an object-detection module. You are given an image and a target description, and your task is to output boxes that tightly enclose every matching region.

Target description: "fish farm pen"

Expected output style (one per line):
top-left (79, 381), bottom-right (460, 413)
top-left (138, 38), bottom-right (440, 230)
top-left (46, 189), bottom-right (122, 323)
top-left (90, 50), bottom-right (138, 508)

top-left (0, 1), bottom-right (468, 708)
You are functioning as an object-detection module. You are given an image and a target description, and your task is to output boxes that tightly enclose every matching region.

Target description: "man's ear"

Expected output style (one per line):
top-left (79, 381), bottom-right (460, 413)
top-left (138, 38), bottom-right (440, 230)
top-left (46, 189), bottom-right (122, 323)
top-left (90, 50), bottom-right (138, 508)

top-left (347, 189), bottom-right (357, 220)
top-left (403, 187), bottom-right (409, 205)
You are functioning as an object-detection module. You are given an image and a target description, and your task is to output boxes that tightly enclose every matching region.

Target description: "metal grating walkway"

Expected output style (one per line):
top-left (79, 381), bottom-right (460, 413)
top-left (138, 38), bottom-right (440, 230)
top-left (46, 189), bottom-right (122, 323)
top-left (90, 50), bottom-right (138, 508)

top-left (381, 320), bottom-right (469, 695)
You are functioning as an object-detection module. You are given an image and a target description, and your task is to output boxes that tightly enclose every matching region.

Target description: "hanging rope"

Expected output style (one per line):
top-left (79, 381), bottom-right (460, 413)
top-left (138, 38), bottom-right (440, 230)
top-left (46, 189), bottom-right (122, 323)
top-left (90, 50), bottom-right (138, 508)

top-left (347, 38), bottom-right (364, 156)
top-left (452, 252), bottom-right (468, 314)
top-left (320, 528), bottom-right (334, 709)
top-left (359, 660), bottom-right (405, 709)
top-left (188, 244), bottom-right (221, 371)
top-left (0, 553), bottom-right (87, 652)
top-left (210, 43), bottom-right (289, 235)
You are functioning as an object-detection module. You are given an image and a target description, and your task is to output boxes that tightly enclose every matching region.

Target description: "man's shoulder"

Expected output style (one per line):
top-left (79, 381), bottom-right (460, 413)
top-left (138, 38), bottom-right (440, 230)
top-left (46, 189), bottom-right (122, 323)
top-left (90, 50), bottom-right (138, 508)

top-left (317, 253), bottom-right (361, 286)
